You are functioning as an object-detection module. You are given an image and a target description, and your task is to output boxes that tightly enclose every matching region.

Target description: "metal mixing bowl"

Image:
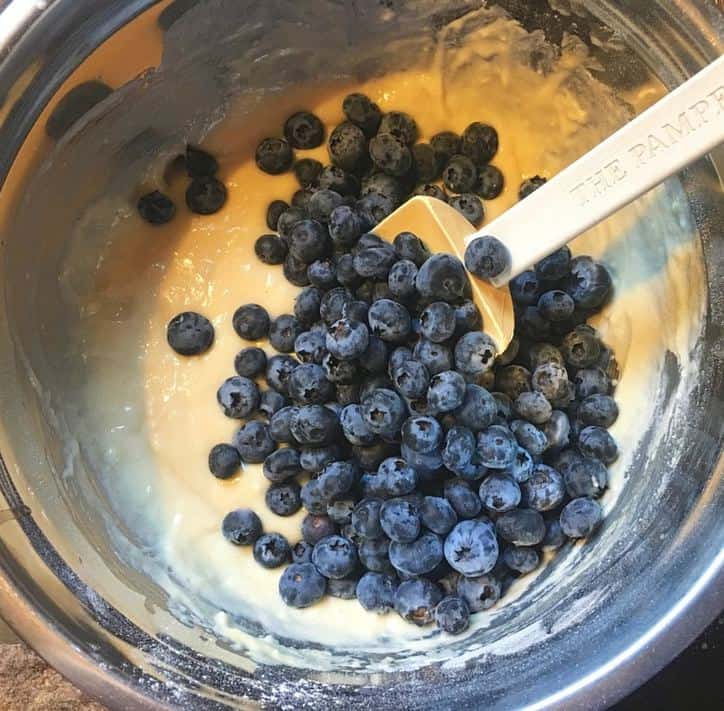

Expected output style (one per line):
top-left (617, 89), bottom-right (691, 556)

top-left (0, 1), bottom-right (722, 708)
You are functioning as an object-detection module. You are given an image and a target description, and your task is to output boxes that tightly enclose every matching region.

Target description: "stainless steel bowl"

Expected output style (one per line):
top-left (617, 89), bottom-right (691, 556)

top-left (0, 1), bottom-right (722, 708)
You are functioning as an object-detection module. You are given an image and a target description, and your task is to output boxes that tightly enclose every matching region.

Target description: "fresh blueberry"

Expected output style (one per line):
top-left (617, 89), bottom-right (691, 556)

top-left (579, 394), bottom-right (618, 428)
top-left (279, 562), bottom-right (327, 608)
top-left (491, 391), bottom-right (514, 423)
top-left (560, 497), bottom-right (603, 538)
top-left (322, 352), bottom-right (358, 384)
top-left (510, 420), bottom-right (548, 457)
top-left (462, 122), bottom-right (498, 165)
top-left (288, 219), bottom-right (330, 264)
top-left (402, 416), bottom-right (443, 454)
top-left (256, 137), bottom-right (293, 174)
top-left (300, 445), bottom-right (344, 475)
top-left (340, 403), bottom-right (377, 445)
top-left (475, 164), bottom-right (504, 199)
top-left (343, 93), bottom-right (382, 137)
top-left (393, 231), bottom-right (431, 267)
top-left (301, 514), bottom-right (338, 544)
top-left (356, 192), bottom-right (396, 226)
top-left (269, 314), bottom-right (303, 354)
top-left (411, 143), bottom-right (442, 182)
top-left (311, 535), bottom-right (358, 579)
top-left (292, 540), bottom-right (315, 563)
top-left (234, 421), bottom-right (276, 463)
top-left (538, 290), bottom-right (575, 322)
top-left (327, 499), bottom-right (356, 526)
top-left (425, 371), bottom-right (464, 413)
top-left (308, 189), bottom-right (344, 224)
top-left (522, 464), bottom-right (565, 511)
top-left (444, 519), bottom-right (498, 576)
top-left (379, 111), bottom-right (418, 145)
top-left (391, 360), bottom-right (429, 400)
top-left (542, 518), bottom-right (567, 550)
top-left (528, 343), bottom-right (565, 370)
top-left (358, 537), bottom-right (392, 573)
top-left (464, 236), bottom-right (510, 281)
top-left (413, 183), bottom-right (448, 201)
top-left (495, 365), bottom-right (532, 400)
top-left (324, 318), bottom-right (369, 361)
top-left (294, 287), bottom-right (324, 327)
top-left (329, 205), bottom-right (364, 248)
top-left (342, 300), bottom-right (369, 324)
top-left (561, 327), bottom-right (603, 369)
top-left (262, 448), bottom-right (302, 483)
top-left (457, 574), bottom-right (501, 612)
top-left (444, 479), bottom-right (483, 520)
top-left (300, 480), bottom-right (328, 515)
top-left (366, 458), bottom-right (418, 498)
top-left (389, 532), bottom-right (444, 576)
top-left (479, 473), bottom-right (521, 513)
top-left (166, 311), bottom-right (214, 355)
top-left (564, 256), bottom-right (612, 309)
top-left (387, 259), bottom-right (418, 300)
top-left (387, 346), bottom-right (413, 379)
top-left (449, 193), bottom-right (484, 226)
top-left (277, 207), bottom-right (307, 242)
top-left (292, 186), bottom-right (316, 211)
top-left (316, 460), bottom-right (357, 500)
top-left (266, 354), bottom-right (298, 395)
top-left (514, 391), bottom-right (552, 424)
top-left (307, 258), bottom-right (338, 290)
top-left (362, 388), bottom-right (406, 436)
top-left (419, 302), bottom-right (455, 343)
top-left (535, 246), bottom-right (571, 281)
top-left (412, 339), bottom-right (452, 376)
top-left (380, 499), bottom-right (421, 543)
top-left (318, 165), bottom-right (361, 196)
top-left (574, 368), bottom-right (611, 399)
top-left (477, 425), bottom-right (518, 468)
top-left (259, 389), bottom-right (287, 418)
top-left (284, 111), bottom-right (324, 149)
top-left (208, 443), bottom-right (242, 480)
top-left (351, 499), bottom-right (384, 539)
top-left (578, 425), bottom-right (618, 464)
top-left (217, 376), bottom-right (259, 419)
top-left (361, 172), bottom-right (406, 205)
top-left (454, 385), bottom-right (497, 431)
top-left (222, 508), bottom-right (262, 545)
top-left (266, 481), bottom-right (302, 516)
top-left (434, 595), bottom-right (470, 634)
top-left (503, 546), bottom-right (540, 574)
top-left (454, 300), bottom-right (483, 337)
top-left (563, 455), bottom-right (608, 498)
top-left (496, 508), bottom-right (546, 546)
top-left (430, 131), bottom-right (462, 165)
top-left (253, 532), bottom-right (291, 568)
top-left (269, 406), bottom-right (299, 444)
top-left (509, 270), bottom-right (541, 305)
top-left (541, 410), bottom-right (571, 451)
top-left (327, 576), bottom-right (361, 599)
top-left (233, 304), bottom-right (270, 341)
top-left (184, 145), bottom-right (218, 177)
top-left (400, 444), bottom-right (443, 479)
top-left (290, 405), bottom-right (340, 446)
top-left (369, 132), bottom-right (412, 177)
top-left (442, 426), bottom-right (476, 474)
top-left (286, 363), bottom-right (331, 405)
top-left (442, 154), bottom-right (477, 194)
top-left (420, 496), bottom-right (458, 536)
top-left (518, 305), bottom-right (552, 341)
top-left (328, 121), bottom-right (368, 173)
top-left (519, 175), bottom-right (547, 199)
top-left (254, 234), bottom-right (288, 265)
top-left (266, 199), bottom-right (289, 230)
top-left (394, 578), bottom-right (443, 626)
top-left (138, 190), bottom-right (176, 225)
top-left (353, 247), bottom-right (398, 282)
top-left (293, 157), bottom-right (323, 187)
top-left (356, 572), bottom-right (397, 613)
top-left (367, 299), bottom-right (412, 343)
top-left (455, 331), bottom-right (497, 377)
top-left (317, 286), bottom-right (351, 324)
top-left (283, 253), bottom-right (312, 286)
top-left (531, 362), bottom-right (570, 402)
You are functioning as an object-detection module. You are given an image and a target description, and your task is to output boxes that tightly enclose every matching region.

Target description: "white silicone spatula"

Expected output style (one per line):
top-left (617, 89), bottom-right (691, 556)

top-left (374, 55), bottom-right (724, 351)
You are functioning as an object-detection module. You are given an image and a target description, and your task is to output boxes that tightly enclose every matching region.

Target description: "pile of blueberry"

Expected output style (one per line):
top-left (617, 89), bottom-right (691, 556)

top-left (164, 95), bottom-right (619, 636)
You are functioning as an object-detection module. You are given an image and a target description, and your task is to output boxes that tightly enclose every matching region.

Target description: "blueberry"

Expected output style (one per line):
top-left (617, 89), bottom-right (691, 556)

top-left (356, 192), bottom-right (397, 226)
top-left (362, 388), bottom-right (406, 436)
top-left (559, 497), bottom-right (602, 538)
top-left (286, 363), bottom-right (330, 405)
top-left (528, 343), bottom-right (565, 370)
top-left (411, 339), bottom-right (451, 376)
top-left (233, 304), bottom-right (270, 341)
top-left (379, 111), bottom-right (418, 145)
top-left (183, 145), bottom-right (218, 178)
top-left (318, 165), bottom-right (361, 196)
top-left (443, 519), bottom-right (498, 576)
top-left (328, 121), bottom-right (368, 173)
top-left (256, 137), bottom-right (293, 174)
top-left (354, 247), bottom-right (398, 281)
top-left (329, 205), bottom-right (364, 247)
top-left (387, 347), bottom-right (413, 379)
top-left (336, 382), bottom-right (361, 406)
top-left (464, 236), bottom-right (510, 281)
top-left (234, 421), bottom-right (276, 463)
top-left (387, 259), bottom-right (418, 300)
top-left (366, 457), bottom-right (418, 498)
top-left (166, 311), bottom-right (214, 355)
top-left (292, 187), bottom-right (317, 212)
top-left (284, 110), bottom-right (324, 149)
top-left (308, 189), bottom-right (344, 224)
top-left (496, 508), bottom-right (546, 546)
top-left (442, 426), bottom-right (476, 474)
top-left (522, 464), bottom-right (565, 511)
top-left (418, 497), bottom-right (457, 536)
top-left (290, 405), bottom-right (340, 446)
top-left (208, 443), bottom-right (242, 480)
top-left (291, 540), bottom-right (315, 563)
top-left (578, 426), bottom-right (618, 464)
top-left (449, 193), bottom-right (484, 226)
top-left (457, 574), bottom-right (501, 612)
top-left (574, 368), bottom-right (611, 399)
top-left (579, 394), bottom-right (618, 428)
top-left (416, 253), bottom-right (471, 303)
top-left (358, 537), bottom-right (392, 573)
top-left (361, 335), bottom-right (388, 375)
top-left (514, 391), bottom-right (552, 425)
top-left (269, 406), bottom-right (299, 444)
top-left (327, 499), bottom-right (356, 526)
top-left (536, 246), bottom-right (571, 281)
top-left (393, 231), bottom-right (431, 267)
top-left (494, 367), bottom-right (530, 402)
top-left (279, 562), bottom-right (326, 608)
top-left (392, 360), bottom-right (429, 400)
top-left (262, 448), bottom-right (302, 483)
top-left (253, 532), bottom-right (291, 568)
top-left (510, 420), bottom-right (548, 457)
top-left (402, 416), bottom-right (443, 454)
top-left (343, 300), bottom-right (369, 325)
top-left (185, 175), bottom-right (227, 215)
top-left (340, 403), bottom-right (376, 445)
top-left (475, 164), bottom-right (504, 199)
top-left (462, 122), bottom-right (498, 166)
top-left (266, 481), bottom-right (302, 516)
top-left (216, 376), bottom-right (259, 419)
top-left (307, 258), bottom-right (338, 290)
top-left (477, 425), bottom-right (518, 468)
top-left (541, 410), bottom-right (571, 451)
top-left (351, 499), bottom-right (384, 539)
top-left (454, 332), bottom-right (497, 378)
top-left (283, 253), bottom-right (311, 286)
top-left (491, 391), bottom-right (514, 423)
top-left (564, 256), bottom-right (612, 309)
top-left (395, 578), bottom-right (443, 626)
top-left (324, 318), bottom-right (368, 361)
top-left (503, 546), bottom-right (540, 574)
top-left (419, 302), bottom-right (455, 343)
top-left (411, 143), bottom-right (442, 182)
top-left (288, 219), bottom-right (330, 264)
top-left (542, 518), bottom-right (568, 550)
top-left (293, 157), bottom-right (323, 187)
top-left (300, 480), bottom-right (328, 515)
top-left (413, 183), bottom-right (448, 201)
top-left (266, 199), bottom-right (289, 230)
top-left (266, 354), bottom-right (298, 395)
top-left (317, 286), bottom-right (351, 324)
top-left (433, 595), bottom-right (470, 634)
top-left (367, 299), bottom-right (412, 343)
top-left (328, 576), bottom-right (361, 599)
top-left (531, 362), bottom-right (569, 402)
top-left (430, 131), bottom-right (462, 165)
top-left (538, 290), bottom-right (575, 322)
top-left (301, 514), bottom-right (338, 544)
top-left (316, 460), bottom-right (357, 500)
top-left (356, 572), bottom-right (397, 613)
top-left (138, 190), bottom-right (176, 225)
top-left (509, 270), bottom-right (541, 305)
top-left (389, 532), bottom-right (444, 576)
top-left (294, 288), bottom-right (324, 328)
top-left (427, 371), bottom-right (466, 413)
top-left (254, 234), bottom-right (287, 265)
top-left (479, 474), bottom-right (521, 513)
top-left (369, 132), bottom-right (412, 177)
top-left (322, 353), bottom-right (359, 384)
top-left (454, 384), bottom-right (497, 431)
top-left (453, 301), bottom-right (482, 338)
top-left (561, 327), bottom-right (602, 368)
top-left (442, 154), bottom-right (477, 193)
top-left (518, 306), bottom-right (552, 342)
top-left (222, 508), bottom-right (262, 545)
top-left (343, 93), bottom-right (382, 137)
top-left (269, 314), bottom-right (303, 354)
top-left (380, 499), bottom-right (421, 543)
top-left (444, 479), bottom-right (482, 520)
top-left (259, 389), bottom-right (287, 418)
top-left (563, 455), bottom-right (608, 498)
top-left (519, 175), bottom-right (547, 199)
top-left (311, 535), bottom-right (358, 579)
top-left (400, 444), bottom-right (444, 479)
top-left (277, 207), bottom-right (307, 242)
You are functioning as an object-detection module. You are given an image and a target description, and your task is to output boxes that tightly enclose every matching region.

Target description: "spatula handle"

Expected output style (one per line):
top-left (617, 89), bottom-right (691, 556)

top-left (469, 55), bottom-right (724, 287)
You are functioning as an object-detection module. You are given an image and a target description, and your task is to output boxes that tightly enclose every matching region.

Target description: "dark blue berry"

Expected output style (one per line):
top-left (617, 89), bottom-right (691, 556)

top-left (413, 183), bottom-right (448, 201)
top-left (389, 532), bottom-right (444, 576)
top-left (294, 287), bottom-right (324, 327)
top-left (255, 234), bottom-right (287, 264)
top-left (420, 302), bottom-right (456, 343)
top-left (328, 121), bottom-right (368, 172)
top-left (320, 287), bottom-right (354, 325)
top-left (324, 318), bottom-right (369, 360)
top-left (292, 187), bottom-right (316, 211)
top-left (234, 421), bottom-right (276, 463)
top-left (217, 376), bottom-right (259, 418)
top-left (277, 207), bottom-right (307, 242)
top-left (322, 352), bottom-right (359, 384)
top-left (501, 446), bottom-right (534, 484)
top-left (392, 360), bottom-right (429, 399)
top-left (514, 391), bottom-right (553, 424)
top-left (255, 137), bottom-right (293, 174)
top-left (464, 236), bottom-right (510, 280)
top-left (266, 355), bottom-right (298, 395)
top-left (518, 305), bottom-right (551, 341)
top-left (361, 172), bottom-right (406, 205)
top-left (343, 93), bottom-right (382, 137)
top-left (311, 535), bottom-right (358, 579)
top-left (269, 406), bottom-right (299, 444)
top-left (542, 410), bottom-right (571, 451)
top-left (329, 205), bottom-right (364, 247)
top-left (327, 499), bottom-right (356, 526)
top-left (477, 425), bottom-right (518, 468)
top-left (356, 192), bottom-right (396, 226)
top-left (266, 481), bottom-right (302, 516)
top-left (416, 253), bottom-right (470, 303)
top-left (479, 473), bottom-right (521, 512)
top-left (233, 304), bottom-right (270, 341)
top-left (538, 290), bottom-right (575, 321)
top-left (307, 258), bottom-right (337, 290)
top-left (400, 444), bottom-right (443, 478)
top-left (519, 175), bottom-right (547, 199)
top-left (365, 457), bottom-right (418, 498)
top-left (358, 537), bottom-right (393, 573)
top-left (387, 259), bottom-right (418, 299)
top-left (292, 540), bottom-right (314, 563)
top-left (411, 143), bottom-right (442, 182)
top-left (402, 416), bottom-right (443, 454)
top-left (442, 154), bottom-right (477, 193)
top-left (563, 455), bottom-right (608, 498)
top-left (442, 426), bottom-right (476, 474)
top-left (561, 327), bottom-right (602, 368)
top-left (393, 231), bottom-right (430, 267)
top-left (413, 339), bottom-right (453, 376)
top-left (186, 175), bottom-right (227, 215)
top-left (457, 574), bottom-right (501, 612)
top-left (283, 253), bottom-right (311, 286)
top-left (444, 479), bottom-right (482, 519)
top-left (560, 497), bottom-right (602, 538)
top-left (455, 331), bottom-right (497, 377)
top-left (510, 420), bottom-right (548, 457)
top-left (166, 311), bottom-right (214, 355)
top-left (574, 368), bottom-right (611, 399)
top-left (430, 131), bottom-right (462, 165)
top-left (435, 595), bottom-right (470, 634)
top-left (259, 388), bottom-right (290, 418)
top-left (288, 219), bottom-right (330, 264)
top-left (369, 132), bottom-right (412, 177)
top-left (353, 246), bottom-right (398, 279)
top-left (362, 388), bottom-right (406, 435)
top-left (535, 246), bottom-right (571, 280)
top-left (284, 111), bottom-right (324, 149)
top-left (351, 498), bottom-right (384, 539)
top-left (357, 572), bottom-right (397, 613)
top-left (449, 193), bottom-right (484, 226)
top-left (301, 514), bottom-right (338, 544)
top-left (318, 165), bottom-right (361, 196)
top-left (542, 518), bottom-right (567, 550)
top-left (462, 122), bottom-right (498, 166)
top-left (503, 546), bottom-right (540, 574)
top-left (253, 532), bottom-right (291, 568)
top-left (290, 405), bottom-right (340, 446)
top-left (222, 508), bottom-right (262, 545)
top-left (263, 448), bottom-right (302, 483)
top-left (522, 464), bottom-right (565, 511)
top-left (328, 576), bottom-right (361, 599)
top-left (454, 384), bottom-right (497, 431)
top-left (379, 111), bottom-right (418, 145)
top-left (293, 157), bottom-right (323, 187)
top-left (564, 256), bottom-right (612, 309)
top-left (279, 562), bottom-right (327, 608)
top-left (579, 394), bottom-right (618, 428)
top-left (287, 363), bottom-right (332, 405)
top-left (420, 496), bottom-right (458, 536)
top-left (395, 578), bottom-right (443, 626)
top-left (209, 443), bottom-right (241, 480)
top-left (509, 270), bottom-right (541, 305)
top-left (444, 519), bottom-right (498, 576)
top-left (340, 403), bottom-right (376, 445)
top-left (269, 314), bottom-right (303, 353)
top-left (368, 299), bottom-right (412, 343)
top-left (342, 300), bottom-right (369, 324)
top-left (138, 190), bottom-right (176, 225)
top-left (300, 480), bottom-right (328, 515)
top-left (475, 164), bottom-right (504, 199)
top-left (308, 189), bottom-right (344, 224)
top-left (266, 199), bottom-right (289, 230)
top-left (496, 508), bottom-right (545, 546)
top-left (578, 425), bottom-right (618, 464)
top-left (380, 498), bottom-right (421, 543)
top-left (316, 460), bottom-right (357, 500)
